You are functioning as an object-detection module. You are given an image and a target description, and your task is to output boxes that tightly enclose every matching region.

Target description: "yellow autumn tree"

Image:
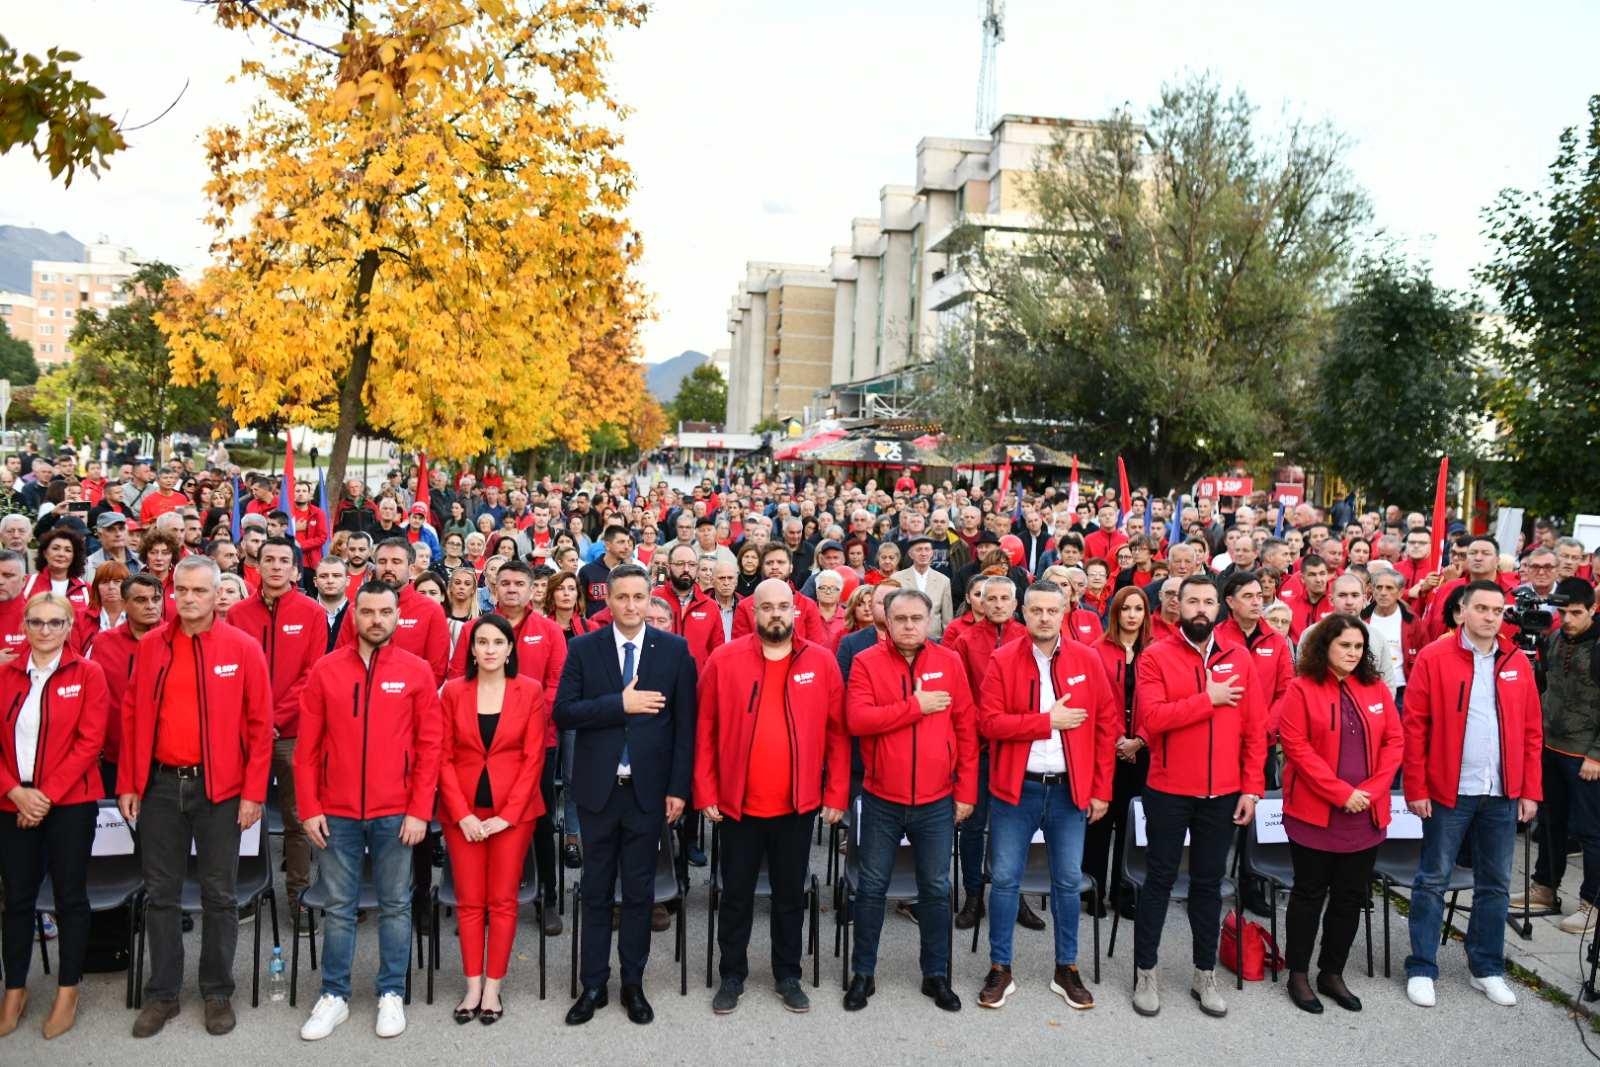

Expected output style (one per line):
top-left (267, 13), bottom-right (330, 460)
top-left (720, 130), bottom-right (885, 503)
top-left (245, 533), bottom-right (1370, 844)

top-left (159, 0), bottom-right (648, 491)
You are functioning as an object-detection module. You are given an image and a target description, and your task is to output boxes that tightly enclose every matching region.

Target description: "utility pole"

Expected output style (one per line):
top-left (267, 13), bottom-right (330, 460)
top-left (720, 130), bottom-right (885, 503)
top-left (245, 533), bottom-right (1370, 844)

top-left (976, 0), bottom-right (1005, 135)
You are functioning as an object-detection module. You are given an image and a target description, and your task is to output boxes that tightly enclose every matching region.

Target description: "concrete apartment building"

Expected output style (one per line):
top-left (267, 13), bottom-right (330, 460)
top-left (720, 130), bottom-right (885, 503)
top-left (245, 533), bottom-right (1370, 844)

top-left (723, 262), bottom-right (834, 432)
top-left (28, 243), bottom-right (138, 365)
top-left (0, 291), bottom-right (35, 352)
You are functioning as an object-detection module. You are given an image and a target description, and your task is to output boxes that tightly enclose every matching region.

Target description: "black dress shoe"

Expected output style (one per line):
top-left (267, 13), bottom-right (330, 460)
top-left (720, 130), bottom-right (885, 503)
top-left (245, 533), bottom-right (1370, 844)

top-left (1287, 972), bottom-right (1323, 1015)
top-left (478, 996), bottom-right (503, 1026)
top-left (686, 844), bottom-right (708, 868)
top-left (563, 838), bottom-right (583, 870)
top-left (1316, 972), bottom-right (1362, 1012)
top-left (953, 894), bottom-right (984, 930)
top-left (921, 975), bottom-right (962, 1012)
top-left (565, 987), bottom-right (608, 1025)
top-left (1016, 898), bottom-right (1046, 930)
top-left (620, 983), bottom-right (653, 1025)
top-left (842, 975), bottom-right (875, 1012)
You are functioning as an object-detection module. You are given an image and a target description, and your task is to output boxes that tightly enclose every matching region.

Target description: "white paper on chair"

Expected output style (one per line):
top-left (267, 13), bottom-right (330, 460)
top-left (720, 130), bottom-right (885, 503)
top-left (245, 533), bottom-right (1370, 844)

top-left (93, 806), bottom-right (135, 856)
top-left (1253, 797), bottom-right (1287, 844)
top-left (1386, 797), bottom-right (1423, 839)
top-left (1131, 801), bottom-right (1191, 848)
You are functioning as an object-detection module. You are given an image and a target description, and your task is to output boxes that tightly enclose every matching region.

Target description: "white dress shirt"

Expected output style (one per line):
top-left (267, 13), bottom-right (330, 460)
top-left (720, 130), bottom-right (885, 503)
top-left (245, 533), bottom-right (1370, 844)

top-left (1458, 631), bottom-right (1503, 797)
top-left (614, 624), bottom-right (646, 776)
top-left (14, 652), bottom-right (61, 785)
top-left (1027, 641), bottom-right (1068, 774)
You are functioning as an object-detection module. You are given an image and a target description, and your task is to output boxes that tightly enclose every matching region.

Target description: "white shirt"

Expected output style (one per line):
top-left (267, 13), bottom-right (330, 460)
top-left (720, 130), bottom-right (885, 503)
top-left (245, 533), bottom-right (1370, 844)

top-left (1027, 641), bottom-right (1068, 774)
top-left (911, 567), bottom-right (930, 593)
top-left (1458, 631), bottom-right (1503, 797)
top-left (718, 601), bottom-right (735, 643)
top-left (614, 624), bottom-right (646, 776)
top-left (14, 653), bottom-right (61, 785)
top-left (1367, 607), bottom-right (1405, 691)
top-left (49, 577), bottom-right (67, 597)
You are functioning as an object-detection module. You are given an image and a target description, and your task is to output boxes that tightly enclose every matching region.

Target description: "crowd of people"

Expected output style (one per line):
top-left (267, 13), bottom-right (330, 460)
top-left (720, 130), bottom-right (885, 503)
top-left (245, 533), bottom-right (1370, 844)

top-left (0, 440), bottom-right (1595, 1044)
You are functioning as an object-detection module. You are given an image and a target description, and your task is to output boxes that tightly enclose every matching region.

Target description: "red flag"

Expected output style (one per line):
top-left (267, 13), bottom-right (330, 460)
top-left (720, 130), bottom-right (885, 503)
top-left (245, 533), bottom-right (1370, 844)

top-left (1116, 455), bottom-right (1130, 524)
top-left (1427, 456), bottom-right (1450, 572)
top-left (278, 434), bottom-right (296, 536)
top-left (997, 454), bottom-right (1012, 503)
top-left (1065, 455), bottom-right (1080, 514)
top-left (416, 451), bottom-right (429, 522)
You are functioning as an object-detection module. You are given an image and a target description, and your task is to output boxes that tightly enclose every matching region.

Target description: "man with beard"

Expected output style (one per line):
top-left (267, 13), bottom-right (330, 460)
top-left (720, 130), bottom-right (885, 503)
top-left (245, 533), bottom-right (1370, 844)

top-left (732, 544), bottom-right (828, 645)
top-left (651, 543), bottom-right (726, 669)
top-left (695, 578), bottom-right (849, 1015)
top-left (1130, 575), bottom-right (1266, 1019)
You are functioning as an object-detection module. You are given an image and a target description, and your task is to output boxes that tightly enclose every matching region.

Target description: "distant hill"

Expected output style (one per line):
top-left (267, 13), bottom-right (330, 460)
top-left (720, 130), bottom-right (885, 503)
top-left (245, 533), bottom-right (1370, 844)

top-left (646, 350), bottom-right (708, 402)
top-left (0, 226), bottom-right (84, 293)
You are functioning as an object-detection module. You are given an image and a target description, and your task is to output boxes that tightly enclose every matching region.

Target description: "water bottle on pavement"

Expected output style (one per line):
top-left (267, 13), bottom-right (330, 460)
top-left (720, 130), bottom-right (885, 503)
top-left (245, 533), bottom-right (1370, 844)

top-left (269, 946), bottom-right (287, 1002)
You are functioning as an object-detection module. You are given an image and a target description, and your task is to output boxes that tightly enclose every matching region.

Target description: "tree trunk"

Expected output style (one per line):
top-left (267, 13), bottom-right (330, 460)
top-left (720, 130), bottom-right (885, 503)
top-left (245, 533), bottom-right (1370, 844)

top-left (325, 250), bottom-right (382, 497)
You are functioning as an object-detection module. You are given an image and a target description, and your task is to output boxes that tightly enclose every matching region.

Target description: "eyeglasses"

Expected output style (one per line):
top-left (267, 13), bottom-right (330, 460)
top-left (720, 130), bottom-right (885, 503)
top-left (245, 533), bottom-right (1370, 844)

top-left (24, 617), bottom-right (70, 632)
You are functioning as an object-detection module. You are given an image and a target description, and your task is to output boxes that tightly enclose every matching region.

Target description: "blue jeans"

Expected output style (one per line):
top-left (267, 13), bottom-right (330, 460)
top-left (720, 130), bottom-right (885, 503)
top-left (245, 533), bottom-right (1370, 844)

top-left (852, 792), bottom-right (954, 979)
top-left (1406, 794), bottom-right (1515, 980)
top-left (319, 814), bottom-right (412, 999)
top-left (987, 778), bottom-right (1086, 967)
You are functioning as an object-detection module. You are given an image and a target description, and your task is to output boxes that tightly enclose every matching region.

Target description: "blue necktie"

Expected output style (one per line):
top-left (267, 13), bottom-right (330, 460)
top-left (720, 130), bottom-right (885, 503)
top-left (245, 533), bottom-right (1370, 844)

top-left (620, 641), bottom-right (635, 768)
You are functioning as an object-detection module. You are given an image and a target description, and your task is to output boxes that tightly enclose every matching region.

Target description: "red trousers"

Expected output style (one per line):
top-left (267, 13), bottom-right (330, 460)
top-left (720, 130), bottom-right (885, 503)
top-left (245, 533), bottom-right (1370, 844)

top-left (442, 808), bottom-right (535, 979)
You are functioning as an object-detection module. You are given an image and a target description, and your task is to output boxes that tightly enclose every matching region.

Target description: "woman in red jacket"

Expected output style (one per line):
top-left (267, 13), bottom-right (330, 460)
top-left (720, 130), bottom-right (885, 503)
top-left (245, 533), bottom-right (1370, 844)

top-left (0, 593), bottom-right (109, 1040)
top-left (1083, 586), bottom-right (1152, 919)
top-left (437, 614), bottom-right (548, 1025)
top-left (23, 528), bottom-right (90, 613)
top-left (1275, 614), bottom-right (1403, 1015)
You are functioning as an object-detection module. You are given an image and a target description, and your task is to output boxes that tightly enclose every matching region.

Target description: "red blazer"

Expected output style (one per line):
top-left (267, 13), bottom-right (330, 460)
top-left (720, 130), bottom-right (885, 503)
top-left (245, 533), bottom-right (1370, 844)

top-left (978, 635), bottom-right (1118, 811)
top-left (1134, 633), bottom-right (1267, 797)
top-left (650, 584), bottom-right (727, 667)
top-left (0, 650), bottom-right (109, 809)
top-left (692, 635), bottom-right (849, 821)
top-left (1276, 674), bottom-right (1403, 829)
top-left (446, 609), bottom-right (565, 746)
top-left (226, 588), bottom-right (328, 739)
top-left (85, 621), bottom-right (142, 767)
top-left (950, 617), bottom-right (1027, 690)
top-left (436, 675), bottom-right (548, 825)
top-left (845, 640), bottom-right (978, 806)
top-left (295, 644), bottom-right (443, 822)
top-left (116, 618), bottom-right (274, 804)
top-left (1402, 633), bottom-right (1543, 806)
top-left (336, 583), bottom-right (450, 686)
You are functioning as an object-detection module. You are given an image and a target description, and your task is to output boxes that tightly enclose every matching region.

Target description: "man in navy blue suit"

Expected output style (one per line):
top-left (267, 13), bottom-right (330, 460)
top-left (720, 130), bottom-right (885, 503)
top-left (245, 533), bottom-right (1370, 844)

top-left (556, 563), bottom-right (697, 1026)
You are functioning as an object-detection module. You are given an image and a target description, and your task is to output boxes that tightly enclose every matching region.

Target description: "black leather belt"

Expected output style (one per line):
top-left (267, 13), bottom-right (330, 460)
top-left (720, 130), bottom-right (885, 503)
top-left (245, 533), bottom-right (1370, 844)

top-left (1024, 771), bottom-right (1068, 786)
top-left (154, 761), bottom-right (203, 779)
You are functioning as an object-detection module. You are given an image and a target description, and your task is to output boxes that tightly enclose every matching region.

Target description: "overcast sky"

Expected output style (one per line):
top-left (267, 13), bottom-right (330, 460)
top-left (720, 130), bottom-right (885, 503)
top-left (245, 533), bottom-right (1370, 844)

top-left (2, 1), bottom-right (1595, 365)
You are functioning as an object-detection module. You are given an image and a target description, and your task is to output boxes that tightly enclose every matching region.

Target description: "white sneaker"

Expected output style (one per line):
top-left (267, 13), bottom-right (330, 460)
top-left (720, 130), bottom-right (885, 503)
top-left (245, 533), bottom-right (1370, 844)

top-left (1406, 977), bottom-right (1436, 1007)
top-left (300, 994), bottom-right (349, 1040)
top-left (1470, 975), bottom-right (1517, 1007)
top-left (375, 992), bottom-right (406, 1038)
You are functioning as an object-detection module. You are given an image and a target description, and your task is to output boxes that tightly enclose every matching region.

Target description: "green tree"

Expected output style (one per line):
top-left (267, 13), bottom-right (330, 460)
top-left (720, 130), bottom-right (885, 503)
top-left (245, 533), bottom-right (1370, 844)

top-left (31, 366), bottom-right (105, 443)
top-left (930, 74), bottom-right (1369, 491)
top-left (0, 319), bottom-right (38, 385)
top-left (0, 34), bottom-right (125, 185)
top-left (67, 262), bottom-right (221, 449)
top-left (669, 362), bottom-right (727, 425)
top-left (1477, 95), bottom-right (1600, 518)
top-left (1305, 254), bottom-right (1483, 506)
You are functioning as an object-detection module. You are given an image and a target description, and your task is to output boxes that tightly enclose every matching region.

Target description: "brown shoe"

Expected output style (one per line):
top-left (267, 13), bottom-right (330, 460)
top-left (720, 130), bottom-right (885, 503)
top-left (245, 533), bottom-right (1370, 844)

top-left (651, 904), bottom-right (672, 933)
top-left (977, 965), bottom-right (1016, 1009)
top-left (203, 997), bottom-right (236, 1036)
top-left (1050, 964), bottom-right (1093, 1009)
top-left (42, 986), bottom-right (78, 1040)
top-left (1508, 883), bottom-right (1556, 910)
top-left (132, 998), bottom-right (179, 1038)
top-left (0, 988), bottom-right (26, 1037)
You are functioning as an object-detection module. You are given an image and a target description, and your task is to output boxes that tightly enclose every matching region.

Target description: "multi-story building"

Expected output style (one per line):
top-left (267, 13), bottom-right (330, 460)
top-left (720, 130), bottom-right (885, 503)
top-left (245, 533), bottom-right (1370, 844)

top-left (0, 291), bottom-right (35, 351)
top-left (723, 262), bottom-right (834, 432)
top-left (29, 243), bottom-right (138, 364)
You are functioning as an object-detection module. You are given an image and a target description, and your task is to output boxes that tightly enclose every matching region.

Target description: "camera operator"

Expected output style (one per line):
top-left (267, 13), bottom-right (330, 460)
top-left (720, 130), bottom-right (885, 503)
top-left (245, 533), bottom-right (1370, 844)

top-left (1511, 578), bottom-right (1600, 933)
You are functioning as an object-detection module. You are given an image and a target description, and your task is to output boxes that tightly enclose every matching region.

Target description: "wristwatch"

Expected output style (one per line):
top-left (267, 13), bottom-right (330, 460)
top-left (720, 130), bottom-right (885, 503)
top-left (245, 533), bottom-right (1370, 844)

top-left (1242, 793), bottom-right (1261, 803)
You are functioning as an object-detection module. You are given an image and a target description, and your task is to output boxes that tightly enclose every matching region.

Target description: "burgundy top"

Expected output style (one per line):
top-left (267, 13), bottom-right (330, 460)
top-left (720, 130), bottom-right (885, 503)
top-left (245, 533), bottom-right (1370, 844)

top-left (1284, 684), bottom-right (1385, 853)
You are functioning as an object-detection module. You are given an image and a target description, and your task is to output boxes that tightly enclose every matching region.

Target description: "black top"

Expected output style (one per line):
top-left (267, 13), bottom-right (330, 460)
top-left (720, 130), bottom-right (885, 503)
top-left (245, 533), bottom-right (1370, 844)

top-left (474, 713), bottom-right (500, 808)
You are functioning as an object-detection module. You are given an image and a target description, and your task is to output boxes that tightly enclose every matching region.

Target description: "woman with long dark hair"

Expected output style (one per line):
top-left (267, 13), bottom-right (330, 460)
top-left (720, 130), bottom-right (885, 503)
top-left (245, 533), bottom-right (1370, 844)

top-left (25, 528), bottom-right (89, 613)
top-left (437, 615), bottom-right (547, 1025)
top-left (1275, 613), bottom-right (1403, 1014)
top-left (1083, 586), bottom-right (1152, 918)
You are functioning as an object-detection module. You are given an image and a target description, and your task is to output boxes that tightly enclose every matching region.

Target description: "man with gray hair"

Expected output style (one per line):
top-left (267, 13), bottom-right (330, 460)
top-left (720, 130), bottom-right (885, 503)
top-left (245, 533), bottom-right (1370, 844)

top-left (0, 514), bottom-right (32, 574)
top-left (119, 555), bottom-right (274, 1039)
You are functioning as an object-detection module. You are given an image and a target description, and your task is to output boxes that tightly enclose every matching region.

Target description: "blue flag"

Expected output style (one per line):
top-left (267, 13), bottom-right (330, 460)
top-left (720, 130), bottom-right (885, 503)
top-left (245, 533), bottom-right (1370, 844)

top-left (1167, 495), bottom-right (1183, 546)
top-left (1143, 495), bottom-right (1153, 540)
top-left (229, 476), bottom-right (243, 541)
top-left (1275, 502), bottom-right (1285, 538)
top-left (316, 467), bottom-right (329, 517)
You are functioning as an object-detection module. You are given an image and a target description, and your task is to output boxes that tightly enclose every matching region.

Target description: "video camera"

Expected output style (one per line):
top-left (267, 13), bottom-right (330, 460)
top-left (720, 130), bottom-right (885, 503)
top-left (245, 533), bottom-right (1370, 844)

top-left (1504, 586), bottom-right (1570, 653)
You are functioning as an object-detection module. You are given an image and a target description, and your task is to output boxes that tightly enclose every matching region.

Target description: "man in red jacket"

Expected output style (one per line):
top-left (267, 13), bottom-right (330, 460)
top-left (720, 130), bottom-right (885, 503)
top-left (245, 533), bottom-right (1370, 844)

top-left (1130, 574), bottom-right (1266, 1019)
top-left (338, 536), bottom-right (449, 685)
top-left (295, 581), bottom-right (443, 1041)
top-left (695, 578), bottom-right (848, 1015)
top-left (291, 479), bottom-right (330, 577)
top-left (118, 556), bottom-right (273, 1040)
top-left (732, 543), bottom-right (828, 645)
top-left (656, 542), bottom-right (727, 669)
top-left (87, 573), bottom-right (165, 795)
top-left (842, 588), bottom-right (977, 1015)
top-left (1288, 555), bottom-right (1334, 642)
top-left (227, 536), bottom-right (328, 913)
top-left (1401, 580), bottom-right (1542, 1010)
top-left (974, 579), bottom-right (1117, 1011)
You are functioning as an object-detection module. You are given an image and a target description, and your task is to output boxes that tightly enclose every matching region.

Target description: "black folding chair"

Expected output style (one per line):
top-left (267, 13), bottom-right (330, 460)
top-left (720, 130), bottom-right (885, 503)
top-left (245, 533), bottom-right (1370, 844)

top-left (703, 820), bottom-right (820, 990)
top-left (965, 827), bottom-right (1102, 984)
top-left (33, 798), bottom-right (145, 1009)
top-left (427, 843), bottom-right (547, 1004)
top-left (832, 798), bottom-right (957, 990)
top-left (290, 851), bottom-right (419, 1007)
top-left (1107, 797), bottom-right (1242, 990)
top-left (1372, 801), bottom-right (1473, 978)
top-left (568, 822), bottom-right (687, 999)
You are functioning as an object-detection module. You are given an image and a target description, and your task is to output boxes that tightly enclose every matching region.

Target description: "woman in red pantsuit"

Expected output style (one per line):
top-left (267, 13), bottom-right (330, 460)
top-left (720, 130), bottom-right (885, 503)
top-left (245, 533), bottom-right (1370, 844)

top-left (438, 614), bottom-right (548, 1025)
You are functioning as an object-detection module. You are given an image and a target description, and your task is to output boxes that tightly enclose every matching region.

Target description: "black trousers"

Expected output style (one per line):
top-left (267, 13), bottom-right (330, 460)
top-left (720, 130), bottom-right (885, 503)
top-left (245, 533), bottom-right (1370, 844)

top-left (1134, 789), bottom-right (1237, 971)
top-left (1285, 842), bottom-right (1378, 974)
top-left (0, 802), bottom-right (97, 988)
top-left (576, 781), bottom-right (660, 990)
top-left (534, 747), bottom-right (558, 903)
top-left (1082, 751), bottom-right (1148, 905)
top-left (716, 810), bottom-right (816, 983)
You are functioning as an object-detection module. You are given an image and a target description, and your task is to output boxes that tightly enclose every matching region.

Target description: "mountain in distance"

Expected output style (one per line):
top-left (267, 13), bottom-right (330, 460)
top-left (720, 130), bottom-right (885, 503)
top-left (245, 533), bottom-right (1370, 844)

top-left (0, 226), bottom-right (84, 293)
top-left (646, 349), bottom-right (708, 402)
